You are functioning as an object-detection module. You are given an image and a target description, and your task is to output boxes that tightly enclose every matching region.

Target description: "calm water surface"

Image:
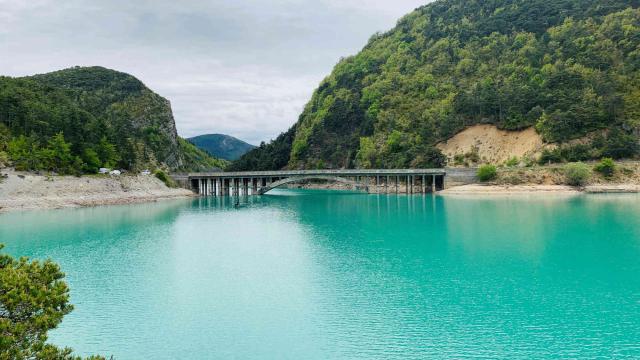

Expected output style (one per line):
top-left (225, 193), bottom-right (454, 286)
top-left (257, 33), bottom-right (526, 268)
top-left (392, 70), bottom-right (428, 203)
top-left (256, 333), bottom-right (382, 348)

top-left (1, 190), bottom-right (640, 359)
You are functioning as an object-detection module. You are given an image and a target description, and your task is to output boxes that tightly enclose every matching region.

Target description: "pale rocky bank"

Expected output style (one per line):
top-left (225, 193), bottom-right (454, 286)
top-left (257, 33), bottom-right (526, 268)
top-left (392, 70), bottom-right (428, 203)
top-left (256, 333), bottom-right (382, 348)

top-left (0, 169), bottom-right (194, 212)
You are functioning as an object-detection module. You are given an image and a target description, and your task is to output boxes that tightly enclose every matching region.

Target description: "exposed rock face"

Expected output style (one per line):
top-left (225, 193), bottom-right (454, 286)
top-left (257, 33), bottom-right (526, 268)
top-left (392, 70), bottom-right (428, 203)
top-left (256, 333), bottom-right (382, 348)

top-left (31, 66), bottom-right (185, 169)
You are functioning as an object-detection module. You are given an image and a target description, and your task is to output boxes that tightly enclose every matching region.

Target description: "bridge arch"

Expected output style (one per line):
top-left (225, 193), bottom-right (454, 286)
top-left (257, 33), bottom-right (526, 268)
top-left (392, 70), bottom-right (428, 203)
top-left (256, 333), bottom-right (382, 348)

top-left (258, 175), bottom-right (367, 195)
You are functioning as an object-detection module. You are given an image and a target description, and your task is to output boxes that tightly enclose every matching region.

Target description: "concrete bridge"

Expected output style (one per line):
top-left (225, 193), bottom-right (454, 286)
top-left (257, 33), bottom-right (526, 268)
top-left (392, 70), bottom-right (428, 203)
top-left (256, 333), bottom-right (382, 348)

top-left (174, 169), bottom-right (459, 196)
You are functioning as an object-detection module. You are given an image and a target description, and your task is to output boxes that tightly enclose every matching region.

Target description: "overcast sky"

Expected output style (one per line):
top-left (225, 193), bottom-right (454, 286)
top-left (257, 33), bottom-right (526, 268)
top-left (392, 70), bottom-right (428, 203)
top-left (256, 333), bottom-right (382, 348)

top-left (0, 0), bottom-right (428, 144)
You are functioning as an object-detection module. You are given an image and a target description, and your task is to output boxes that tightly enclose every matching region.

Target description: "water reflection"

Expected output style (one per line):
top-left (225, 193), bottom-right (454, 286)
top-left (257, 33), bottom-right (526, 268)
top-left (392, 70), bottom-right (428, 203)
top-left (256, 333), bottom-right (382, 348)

top-left (0, 191), bottom-right (639, 359)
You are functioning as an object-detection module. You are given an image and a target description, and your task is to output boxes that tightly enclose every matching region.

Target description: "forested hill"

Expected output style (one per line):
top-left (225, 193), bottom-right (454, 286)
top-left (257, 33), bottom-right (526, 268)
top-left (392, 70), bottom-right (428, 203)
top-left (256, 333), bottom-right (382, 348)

top-left (230, 0), bottom-right (640, 171)
top-left (188, 134), bottom-right (256, 160)
top-left (0, 66), bottom-right (225, 174)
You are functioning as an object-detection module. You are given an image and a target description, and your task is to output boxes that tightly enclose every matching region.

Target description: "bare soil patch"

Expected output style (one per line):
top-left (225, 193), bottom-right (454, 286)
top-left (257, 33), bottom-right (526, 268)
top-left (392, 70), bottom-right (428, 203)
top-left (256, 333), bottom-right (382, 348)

top-left (437, 124), bottom-right (544, 165)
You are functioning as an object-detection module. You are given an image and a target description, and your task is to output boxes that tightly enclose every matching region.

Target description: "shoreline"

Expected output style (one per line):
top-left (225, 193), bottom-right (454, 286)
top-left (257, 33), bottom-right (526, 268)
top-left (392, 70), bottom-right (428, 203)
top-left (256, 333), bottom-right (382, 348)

top-left (0, 169), bottom-right (195, 213)
top-left (440, 184), bottom-right (639, 195)
top-left (286, 181), bottom-right (640, 195)
top-left (2, 169), bottom-right (639, 214)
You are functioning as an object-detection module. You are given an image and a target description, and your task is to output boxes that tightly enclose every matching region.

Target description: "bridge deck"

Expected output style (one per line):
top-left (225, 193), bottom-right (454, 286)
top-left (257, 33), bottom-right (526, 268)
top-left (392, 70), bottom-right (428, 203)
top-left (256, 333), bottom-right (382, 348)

top-left (187, 169), bottom-right (446, 178)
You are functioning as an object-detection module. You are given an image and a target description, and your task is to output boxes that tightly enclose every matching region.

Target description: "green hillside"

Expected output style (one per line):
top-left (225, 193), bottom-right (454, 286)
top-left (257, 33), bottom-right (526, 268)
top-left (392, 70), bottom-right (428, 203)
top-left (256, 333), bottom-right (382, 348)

top-left (0, 66), bottom-right (226, 174)
top-left (188, 134), bottom-right (256, 160)
top-left (231, 0), bottom-right (640, 171)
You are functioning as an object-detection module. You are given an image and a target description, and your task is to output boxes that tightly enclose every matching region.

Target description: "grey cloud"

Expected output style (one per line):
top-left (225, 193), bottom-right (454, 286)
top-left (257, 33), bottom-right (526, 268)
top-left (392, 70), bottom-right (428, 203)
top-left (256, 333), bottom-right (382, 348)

top-left (1, 0), bottom-right (428, 143)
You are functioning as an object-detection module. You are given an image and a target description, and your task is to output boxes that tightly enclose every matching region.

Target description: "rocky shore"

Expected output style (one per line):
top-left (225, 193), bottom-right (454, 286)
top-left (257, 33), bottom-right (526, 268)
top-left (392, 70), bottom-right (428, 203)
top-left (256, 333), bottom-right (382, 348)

top-left (0, 169), bottom-right (195, 213)
top-left (440, 184), bottom-right (640, 195)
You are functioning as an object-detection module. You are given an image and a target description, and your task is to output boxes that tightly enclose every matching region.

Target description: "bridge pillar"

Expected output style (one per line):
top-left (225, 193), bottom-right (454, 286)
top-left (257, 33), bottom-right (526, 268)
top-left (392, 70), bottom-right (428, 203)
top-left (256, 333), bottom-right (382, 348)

top-left (435, 175), bottom-right (444, 191)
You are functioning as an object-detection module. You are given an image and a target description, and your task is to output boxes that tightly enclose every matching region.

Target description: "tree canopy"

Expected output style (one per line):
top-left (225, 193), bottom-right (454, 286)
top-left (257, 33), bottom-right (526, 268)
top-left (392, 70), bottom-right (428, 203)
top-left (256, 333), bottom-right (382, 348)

top-left (0, 67), bottom-right (225, 174)
top-left (232, 0), bottom-right (640, 170)
top-left (0, 245), bottom-right (106, 360)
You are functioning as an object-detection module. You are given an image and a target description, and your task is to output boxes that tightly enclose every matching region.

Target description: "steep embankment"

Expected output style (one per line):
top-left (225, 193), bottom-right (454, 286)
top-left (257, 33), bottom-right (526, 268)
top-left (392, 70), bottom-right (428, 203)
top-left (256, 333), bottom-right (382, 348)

top-left (233, 0), bottom-right (640, 171)
top-left (188, 134), bottom-right (256, 160)
top-left (436, 125), bottom-right (544, 164)
top-left (0, 66), bottom-right (225, 174)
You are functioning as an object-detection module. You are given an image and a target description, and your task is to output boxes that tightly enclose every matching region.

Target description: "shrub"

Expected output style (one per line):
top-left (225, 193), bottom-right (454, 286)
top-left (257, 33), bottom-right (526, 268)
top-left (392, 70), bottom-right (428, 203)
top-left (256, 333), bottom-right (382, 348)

top-left (505, 156), bottom-right (519, 167)
top-left (454, 154), bottom-right (465, 166)
top-left (538, 148), bottom-right (563, 165)
top-left (477, 164), bottom-right (497, 182)
top-left (465, 147), bottom-right (480, 163)
top-left (564, 162), bottom-right (591, 186)
top-left (0, 151), bottom-right (8, 168)
top-left (154, 169), bottom-right (176, 188)
top-left (559, 143), bottom-right (596, 162)
top-left (593, 158), bottom-right (616, 178)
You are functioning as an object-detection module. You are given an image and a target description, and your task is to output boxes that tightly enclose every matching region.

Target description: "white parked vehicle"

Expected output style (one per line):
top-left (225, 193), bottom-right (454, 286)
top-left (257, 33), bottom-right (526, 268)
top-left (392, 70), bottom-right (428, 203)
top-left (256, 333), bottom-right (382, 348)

top-left (99, 168), bottom-right (110, 174)
top-left (141, 169), bottom-right (151, 176)
top-left (109, 170), bottom-right (121, 176)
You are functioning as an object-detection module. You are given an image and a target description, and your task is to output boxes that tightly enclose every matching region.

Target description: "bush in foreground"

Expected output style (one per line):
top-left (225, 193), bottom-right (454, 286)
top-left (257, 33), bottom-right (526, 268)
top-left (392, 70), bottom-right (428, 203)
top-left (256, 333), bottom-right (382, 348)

top-left (564, 162), bottom-right (591, 186)
top-left (477, 164), bottom-right (497, 182)
top-left (594, 158), bottom-right (616, 178)
top-left (0, 245), bottom-right (106, 360)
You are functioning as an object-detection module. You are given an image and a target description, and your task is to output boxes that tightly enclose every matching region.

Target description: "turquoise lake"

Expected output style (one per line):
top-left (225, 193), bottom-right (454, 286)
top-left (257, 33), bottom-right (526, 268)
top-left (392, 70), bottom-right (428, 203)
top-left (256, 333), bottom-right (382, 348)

top-left (1, 190), bottom-right (640, 359)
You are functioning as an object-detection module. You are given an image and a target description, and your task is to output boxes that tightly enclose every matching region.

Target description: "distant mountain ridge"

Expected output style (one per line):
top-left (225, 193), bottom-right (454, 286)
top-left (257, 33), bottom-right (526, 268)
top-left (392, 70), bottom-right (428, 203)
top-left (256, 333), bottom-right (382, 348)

top-left (188, 134), bottom-right (255, 161)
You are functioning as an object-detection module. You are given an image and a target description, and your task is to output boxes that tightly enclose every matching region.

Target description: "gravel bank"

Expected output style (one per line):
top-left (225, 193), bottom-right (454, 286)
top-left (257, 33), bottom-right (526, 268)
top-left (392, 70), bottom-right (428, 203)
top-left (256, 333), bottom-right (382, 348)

top-left (0, 169), bottom-right (194, 212)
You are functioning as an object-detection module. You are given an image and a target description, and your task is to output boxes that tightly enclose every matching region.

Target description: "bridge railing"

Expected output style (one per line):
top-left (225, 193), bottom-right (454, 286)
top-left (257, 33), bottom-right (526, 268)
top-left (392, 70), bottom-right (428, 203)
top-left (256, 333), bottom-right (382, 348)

top-left (187, 169), bottom-right (446, 178)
